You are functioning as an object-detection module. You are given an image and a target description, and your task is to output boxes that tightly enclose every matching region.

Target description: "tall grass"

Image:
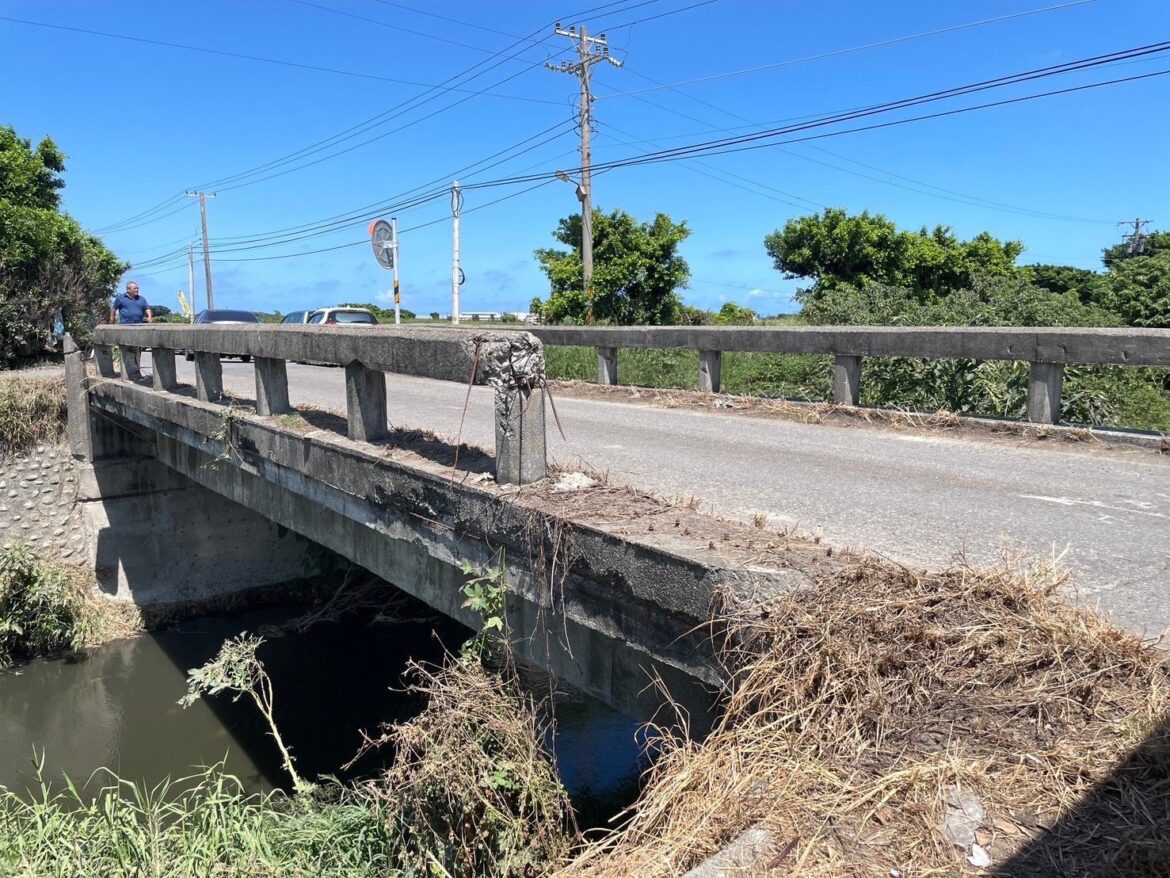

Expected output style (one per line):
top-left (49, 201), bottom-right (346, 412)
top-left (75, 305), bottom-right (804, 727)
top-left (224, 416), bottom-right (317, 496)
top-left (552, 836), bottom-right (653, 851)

top-left (0, 762), bottom-right (397, 878)
top-left (544, 347), bottom-right (833, 402)
top-left (0, 377), bottom-right (66, 455)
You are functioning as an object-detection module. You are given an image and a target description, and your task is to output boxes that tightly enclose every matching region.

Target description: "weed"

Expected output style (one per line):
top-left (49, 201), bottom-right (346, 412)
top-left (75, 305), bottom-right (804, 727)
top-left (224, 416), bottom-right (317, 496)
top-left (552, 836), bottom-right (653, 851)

top-left (0, 544), bottom-right (87, 668)
top-left (0, 377), bottom-right (66, 455)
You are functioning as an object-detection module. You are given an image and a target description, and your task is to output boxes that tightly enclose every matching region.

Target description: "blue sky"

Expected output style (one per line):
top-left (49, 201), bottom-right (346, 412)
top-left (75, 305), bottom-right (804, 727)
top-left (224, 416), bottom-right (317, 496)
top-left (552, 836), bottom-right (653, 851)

top-left (3, 0), bottom-right (1168, 317)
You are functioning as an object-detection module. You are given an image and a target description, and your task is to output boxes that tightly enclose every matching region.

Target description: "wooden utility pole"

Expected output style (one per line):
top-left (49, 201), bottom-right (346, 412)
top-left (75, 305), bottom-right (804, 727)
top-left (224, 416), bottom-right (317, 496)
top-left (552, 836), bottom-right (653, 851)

top-left (186, 191), bottom-right (217, 309)
top-left (547, 23), bottom-right (622, 323)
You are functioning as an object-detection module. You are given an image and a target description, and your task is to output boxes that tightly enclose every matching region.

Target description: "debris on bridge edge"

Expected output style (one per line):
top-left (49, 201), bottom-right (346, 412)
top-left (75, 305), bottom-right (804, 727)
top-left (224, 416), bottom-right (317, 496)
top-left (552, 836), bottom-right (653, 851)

top-left (557, 555), bottom-right (1170, 877)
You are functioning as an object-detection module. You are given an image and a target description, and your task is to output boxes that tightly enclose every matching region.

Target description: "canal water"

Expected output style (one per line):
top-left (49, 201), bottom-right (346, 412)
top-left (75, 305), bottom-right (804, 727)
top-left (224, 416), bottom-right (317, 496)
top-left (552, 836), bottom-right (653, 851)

top-left (0, 599), bottom-right (647, 827)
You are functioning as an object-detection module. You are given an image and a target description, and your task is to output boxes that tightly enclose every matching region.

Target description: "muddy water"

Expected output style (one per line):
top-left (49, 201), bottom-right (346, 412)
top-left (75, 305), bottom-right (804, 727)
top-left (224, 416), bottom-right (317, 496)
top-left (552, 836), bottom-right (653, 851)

top-left (0, 605), bottom-right (645, 823)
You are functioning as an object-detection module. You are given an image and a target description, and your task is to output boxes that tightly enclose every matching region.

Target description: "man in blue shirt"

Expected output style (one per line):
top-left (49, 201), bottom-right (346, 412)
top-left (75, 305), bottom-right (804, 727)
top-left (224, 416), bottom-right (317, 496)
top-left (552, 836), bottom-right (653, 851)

top-left (108, 280), bottom-right (152, 380)
top-left (109, 281), bottom-right (153, 325)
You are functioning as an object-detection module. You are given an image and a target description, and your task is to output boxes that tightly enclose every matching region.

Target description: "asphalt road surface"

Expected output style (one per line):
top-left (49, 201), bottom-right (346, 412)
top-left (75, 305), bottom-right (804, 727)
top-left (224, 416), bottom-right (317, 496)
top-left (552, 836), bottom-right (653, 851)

top-left (166, 357), bottom-right (1170, 638)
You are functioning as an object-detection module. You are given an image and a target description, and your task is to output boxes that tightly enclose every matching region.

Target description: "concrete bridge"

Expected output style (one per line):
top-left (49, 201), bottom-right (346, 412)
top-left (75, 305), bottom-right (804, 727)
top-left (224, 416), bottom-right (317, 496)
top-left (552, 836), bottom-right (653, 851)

top-left (63, 323), bottom-right (1170, 723)
top-left (64, 325), bottom-right (755, 724)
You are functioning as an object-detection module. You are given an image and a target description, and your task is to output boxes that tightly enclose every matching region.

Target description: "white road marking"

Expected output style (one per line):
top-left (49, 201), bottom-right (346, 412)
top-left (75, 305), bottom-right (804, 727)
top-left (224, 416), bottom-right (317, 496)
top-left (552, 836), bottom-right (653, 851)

top-left (1019, 494), bottom-right (1169, 520)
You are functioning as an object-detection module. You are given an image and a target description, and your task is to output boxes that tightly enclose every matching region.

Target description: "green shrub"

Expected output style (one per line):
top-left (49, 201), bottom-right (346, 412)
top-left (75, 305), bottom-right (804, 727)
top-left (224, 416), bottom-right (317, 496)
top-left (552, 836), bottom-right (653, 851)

top-left (0, 544), bottom-right (86, 668)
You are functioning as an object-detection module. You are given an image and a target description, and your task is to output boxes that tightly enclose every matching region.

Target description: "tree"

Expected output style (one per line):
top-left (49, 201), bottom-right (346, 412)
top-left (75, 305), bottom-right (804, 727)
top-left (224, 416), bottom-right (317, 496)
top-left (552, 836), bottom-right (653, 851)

top-left (1024, 263), bottom-right (1104, 306)
top-left (0, 125), bottom-right (125, 364)
top-left (1099, 251), bottom-right (1170, 328)
top-left (764, 208), bottom-right (1022, 303)
top-left (530, 208), bottom-right (691, 325)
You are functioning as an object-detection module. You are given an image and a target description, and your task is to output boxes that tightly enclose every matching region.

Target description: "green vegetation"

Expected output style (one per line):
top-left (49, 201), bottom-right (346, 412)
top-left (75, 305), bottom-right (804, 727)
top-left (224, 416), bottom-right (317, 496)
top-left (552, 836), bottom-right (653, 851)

top-left (530, 208), bottom-right (690, 325)
top-left (540, 209), bottom-right (1170, 430)
top-left (0, 544), bottom-right (88, 669)
top-left (0, 125), bottom-right (125, 365)
top-left (0, 763), bottom-right (397, 878)
top-left (0, 376), bottom-right (65, 454)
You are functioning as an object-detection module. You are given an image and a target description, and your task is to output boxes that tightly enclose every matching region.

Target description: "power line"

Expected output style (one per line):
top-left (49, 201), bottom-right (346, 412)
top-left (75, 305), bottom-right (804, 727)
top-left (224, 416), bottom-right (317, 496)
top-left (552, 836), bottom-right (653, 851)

top-left (601, 0), bottom-right (721, 30)
top-left (596, 0), bottom-right (1097, 99)
top-left (0, 14), bottom-right (561, 103)
top-left (89, 0), bottom-right (664, 230)
top-left (458, 42), bottom-right (1170, 186)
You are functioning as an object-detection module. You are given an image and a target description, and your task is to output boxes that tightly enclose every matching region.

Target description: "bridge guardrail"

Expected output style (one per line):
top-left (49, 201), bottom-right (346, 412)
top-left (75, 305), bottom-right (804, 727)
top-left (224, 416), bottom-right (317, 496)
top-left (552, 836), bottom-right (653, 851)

top-left (88, 325), bottom-right (548, 485)
top-left (528, 325), bottom-right (1170, 424)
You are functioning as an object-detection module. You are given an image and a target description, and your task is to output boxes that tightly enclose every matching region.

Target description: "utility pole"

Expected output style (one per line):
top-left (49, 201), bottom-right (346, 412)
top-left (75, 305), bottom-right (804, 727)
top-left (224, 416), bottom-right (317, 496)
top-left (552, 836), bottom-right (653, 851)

top-left (391, 216), bottom-right (400, 325)
top-left (1119, 217), bottom-right (1152, 256)
top-left (547, 23), bottom-right (622, 323)
top-left (451, 181), bottom-right (462, 325)
top-left (186, 191), bottom-right (217, 309)
top-left (187, 244), bottom-right (197, 320)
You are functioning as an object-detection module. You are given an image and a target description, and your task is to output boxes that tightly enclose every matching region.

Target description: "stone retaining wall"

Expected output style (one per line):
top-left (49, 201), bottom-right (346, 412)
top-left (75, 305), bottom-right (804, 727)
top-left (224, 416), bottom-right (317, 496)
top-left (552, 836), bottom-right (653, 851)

top-left (0, 442), bottom-right (86, 561)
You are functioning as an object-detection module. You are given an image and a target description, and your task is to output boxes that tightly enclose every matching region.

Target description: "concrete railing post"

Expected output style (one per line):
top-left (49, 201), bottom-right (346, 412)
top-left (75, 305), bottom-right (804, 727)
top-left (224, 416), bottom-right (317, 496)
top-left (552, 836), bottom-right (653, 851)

top-left (495, 386), bottom-right (547, 485)
top-left (194, 351), bottom-right (224, 402)
top-left (698, 349), bottom-right (722, 393)
top-left (597, 346), bottom-right (618, 385)
top-left (254, 357), bottom-right (292, 416)
top-left (1026, 361), bottom-right (1064, 424)
top-left (151, 348), bottom-right (178, 391)
top-left (119, 346), bottom-right (142, 381)
top-left (63, 334), bottom-right (93, 461)
top-left (344, 363), bottom-right (388, 442)
top-left (832, 355), bottom-right (862, 406)
top-left (93, 344), bottom-right (117, 379)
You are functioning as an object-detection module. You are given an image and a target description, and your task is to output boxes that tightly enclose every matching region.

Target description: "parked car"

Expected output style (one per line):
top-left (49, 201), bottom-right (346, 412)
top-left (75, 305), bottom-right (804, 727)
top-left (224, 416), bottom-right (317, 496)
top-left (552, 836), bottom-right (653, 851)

top-left (185, 309), bottom-right (261, 361)
top-left (281, 310), bottom-right (314, 324)
top-left (307, 307), bottom-right (378, 325)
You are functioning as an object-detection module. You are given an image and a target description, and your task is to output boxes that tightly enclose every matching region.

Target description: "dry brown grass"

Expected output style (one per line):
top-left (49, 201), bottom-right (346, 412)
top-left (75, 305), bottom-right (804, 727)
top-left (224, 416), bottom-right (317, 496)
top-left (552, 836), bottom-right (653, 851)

top-left (559, 557), bottom-right (1170, 877)
top-left (0, 376), bottom-right (66, 454)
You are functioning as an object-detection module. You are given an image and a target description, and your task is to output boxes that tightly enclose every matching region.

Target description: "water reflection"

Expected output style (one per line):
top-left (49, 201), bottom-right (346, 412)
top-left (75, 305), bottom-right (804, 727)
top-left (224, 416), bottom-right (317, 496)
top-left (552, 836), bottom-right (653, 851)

top-left (0, 602), bottom-right (645, 826)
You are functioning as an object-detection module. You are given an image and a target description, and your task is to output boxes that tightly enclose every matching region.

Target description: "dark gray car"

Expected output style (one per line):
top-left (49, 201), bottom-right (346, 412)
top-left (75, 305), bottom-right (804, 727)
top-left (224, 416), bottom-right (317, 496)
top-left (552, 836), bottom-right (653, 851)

top-left (184, 309), bottom-right (261, 361)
